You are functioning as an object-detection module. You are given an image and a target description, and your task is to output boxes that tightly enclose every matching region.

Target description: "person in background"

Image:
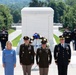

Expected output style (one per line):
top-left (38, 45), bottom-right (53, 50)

top-left (54, 35), bottom-right (71, 75)
top-left (19, 36), bottom-right (35, 75)
top-left (36, 38), bottom-right (52, 75)
top-left (63, 27), bottom-right (72, 45)
top-left (72, 27), bottom-right (76, 50)
top-left (2, 41), bottom-right (16, 75)
top-left (0, 27), bottom-right (8, 50)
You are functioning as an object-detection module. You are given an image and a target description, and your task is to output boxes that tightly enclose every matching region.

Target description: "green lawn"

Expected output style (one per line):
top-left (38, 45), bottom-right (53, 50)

top-left (12, 34), bottom-right (60, 47)
top-left (53, 34), bottom-right (60, 44)
top-left (12, 34), bottom-right (22, 47)
top-left (8, 29), bottom-right (15, 34)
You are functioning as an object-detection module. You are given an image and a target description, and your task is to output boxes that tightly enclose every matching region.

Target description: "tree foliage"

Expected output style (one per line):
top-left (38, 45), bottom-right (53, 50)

top-left (0, 4), bottom-right (13, 29)
top-left (61, 5), bottom-right (76, 30)
top-left (65, 0), bottom-right (76, 6)
top-left (0, 0), bottom-right (76, 30)
top-left (48, 1), bottom-right (66, 23)
top-left (29, 0), bottom-right (47, 7)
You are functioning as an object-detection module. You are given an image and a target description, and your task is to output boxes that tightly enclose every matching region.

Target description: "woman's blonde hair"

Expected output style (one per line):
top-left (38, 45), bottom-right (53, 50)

top-left (6, 41), bottom-right (12, 47)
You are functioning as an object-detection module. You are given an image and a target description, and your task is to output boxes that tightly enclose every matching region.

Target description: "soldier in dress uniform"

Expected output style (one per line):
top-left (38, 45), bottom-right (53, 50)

top-left (36, 38), bottom-right (52, 75)
top-left (19, 36), bottom-right (35, 75)
top-left (63, 27), bottom-right (72, 45)
top-left (72, 27), bottom-right (76, 50)
top-left (54, 35), bottom-right (71, 75)
top-left (0, 27), bottom-right (8, 50)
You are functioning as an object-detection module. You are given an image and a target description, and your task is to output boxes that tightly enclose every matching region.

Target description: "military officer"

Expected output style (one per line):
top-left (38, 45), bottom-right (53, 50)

top-left (63, 27), bottom-right (72, 45)
top-left (72, 27), bottom-right (76, 50)
top-left (0, 27), bottom-right (8, 50)
top-left (19, 36), bottom-right (35, 75)
top-left (36, 38), bottom-right (52, 75)
top-left (54, 35), bottom-right (71, 75)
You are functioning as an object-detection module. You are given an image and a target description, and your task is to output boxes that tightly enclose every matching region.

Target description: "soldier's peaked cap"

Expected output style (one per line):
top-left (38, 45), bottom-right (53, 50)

top-left (41, 38), bottom-right (47, 44)
top-left (23, 36), bottom-right (29, 40)
top-left (59, 35), bottom-right (65, 40)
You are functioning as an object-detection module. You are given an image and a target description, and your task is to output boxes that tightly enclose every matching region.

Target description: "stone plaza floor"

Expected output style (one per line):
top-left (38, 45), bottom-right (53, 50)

top-left (0, 51), bottom-right (76, 75)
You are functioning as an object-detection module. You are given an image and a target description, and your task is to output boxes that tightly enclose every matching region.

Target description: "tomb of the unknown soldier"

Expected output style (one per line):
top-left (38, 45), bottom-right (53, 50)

top-left (16, 7), bottom-right (54, 53)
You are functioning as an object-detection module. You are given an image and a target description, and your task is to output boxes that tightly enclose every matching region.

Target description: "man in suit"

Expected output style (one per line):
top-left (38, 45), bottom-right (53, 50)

top-left (19, 36), bottom-right (35, 75)
top-left (54, 35), bottom-right (71, 75)
top-left (36, 38), bottom-right (52, 75)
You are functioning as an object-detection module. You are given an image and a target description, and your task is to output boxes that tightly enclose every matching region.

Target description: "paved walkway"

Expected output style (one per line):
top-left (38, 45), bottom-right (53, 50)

top-left (0, 51), bottom-right (76, 75)
top-left (9, 30), bottom-right (22, 41)
top-left (53, 26), bottom-right (62, 37)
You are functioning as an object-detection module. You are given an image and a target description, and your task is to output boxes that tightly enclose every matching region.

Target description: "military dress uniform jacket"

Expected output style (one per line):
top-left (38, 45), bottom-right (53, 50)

top-left (0, 30), bottom-right (8, 42)
top-left (54, 43), bottom-right (71, 65)
top-left (72, 29), bottom-right (76, 41)
top-left (36, 47), bottom-right (52, 68)
top-left (19, 44), bottom-right (35, 65)
top-left (63, 31), bottom-right (72, 43)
